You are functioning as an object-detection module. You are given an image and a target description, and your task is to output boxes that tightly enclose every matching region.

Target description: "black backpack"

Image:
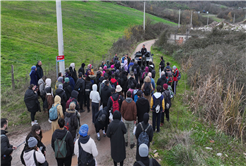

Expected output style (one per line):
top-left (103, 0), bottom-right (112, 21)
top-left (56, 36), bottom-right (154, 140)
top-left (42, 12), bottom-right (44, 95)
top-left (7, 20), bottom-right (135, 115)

top-left (143, 82), bottom-right (151, 96)
top-left (152, 96), bottom-right (161, 113)
top-left (151, 69), bottom-right (156, 79)
top-left (137, 158), bottom-right (153, 166)
top-left (78, 140), bottom-right (95, 166)
top-left (133, 67), bottom-right (138, 75)
top-left (163, 90), bottom-right (171, 109)
top-left (128, 79), bottom-right (135, 89)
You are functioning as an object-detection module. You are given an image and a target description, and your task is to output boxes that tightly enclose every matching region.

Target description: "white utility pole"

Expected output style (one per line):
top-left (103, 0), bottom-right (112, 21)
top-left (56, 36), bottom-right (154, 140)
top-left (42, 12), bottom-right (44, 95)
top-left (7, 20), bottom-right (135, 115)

top-left (190, 10), bottom-right (193, 27)
top-left (207, 15), bottom-right (209, 26)
top-left (178, 9), bottom-right (181, 28)
top-left (233, 13), bottom-right (235, 23)
top-left (143, 2), bottom-right (145, 31)
top-left (56, 0), bottom-right (65, 75)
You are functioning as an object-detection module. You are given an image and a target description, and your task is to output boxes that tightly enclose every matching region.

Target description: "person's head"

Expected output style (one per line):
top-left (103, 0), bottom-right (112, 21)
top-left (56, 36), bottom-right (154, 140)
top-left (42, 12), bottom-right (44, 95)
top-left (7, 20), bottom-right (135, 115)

top-left (28, 137), bottom-right (38, 149)
top-left (58, 118), bottom-right (65, 128)
top-left (105, 81), bottom-right (109, 86)
top-left (88, 64), bottom-right (92, 69)
top-left (139, 143), bottom-right (149, 157)
top-left (1, 118), bottom-right (8, 130)
top-left (160, 56), bottom-right (163, 60)
top-left (136, 83), bottom-right (141, 89)
top-left (157, 85), bottom-right (162, 92)
top-left (31, 65), bottom-right (36, 71)
top-left (116, 85), bottom-right (122, 93)
top-left (111, 88), bottom-right (116, 94)
top-left (113, 110), bottom-right (121, 120)
top-left (167, 62), bottom-right (170, 66)
top-left (173, 66), bottom-right (177, 70)
top-left (99, 67), bottom-right (102, 71)
top-left (126, 91), bottom-right (132, 98)
top-left (111, 74), bottom-right (115, 78)
top-left (79, 72), bottom-right (82, 78)
top-left (143, 113), bottom-right (149, 124)
top-left (58, 84), bottom-right (63, 89)
top-left (58, 72), bottom-right (62, 77)
top-left (79, 124), bottom-right (89, 137)
top-left (42, 76), bottom-right (47, 81)
top-left (130, 84), bottom-right (135, 89)
top-left (37, 61), bottom-right (42, 66)
top-left (148, 72), bottom-right (152, 78)
top-left (125, 54), bottom-right (128, 58)
top-left (103, 66), bottom-right (107, 71)
top-left (143, 44), bottom-right (145, 48)
top-left (30, 124), bottom-right (42, 140)
top-left (69, 102), bottom-right (76, 110)
top-left (30, 84), bottom-right (36, 91)
top-left (102, 61), bottom-right (105, 65)
top-left (130, 72), bottom-right (134, 78)
top-left (45, 78), bottom-right (51, 87)
top-left (57, 76), bottom-right (63, 83)
top-left (115, 53), bottom-right (117, 57)
top-left (65, 77), bottom-right (69, 83)
top-left (163, 84), bottom-right (168, 90)
top-left (131, 59), bottom-right (134, 63)
top-left (137, 91), bottom-right (142, 98)
top-left (161, 71), bottom-right (165, 76)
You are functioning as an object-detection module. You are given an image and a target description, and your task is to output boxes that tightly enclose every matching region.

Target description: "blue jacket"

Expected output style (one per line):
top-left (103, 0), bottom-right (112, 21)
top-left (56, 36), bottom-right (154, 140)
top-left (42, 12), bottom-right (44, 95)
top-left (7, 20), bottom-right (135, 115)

top-left (68, 76), bottom-right (75, 91)
top-left (128, 62), bottom-right (134, 73)
top-left (30, 71), bottom-right (38, 86)
top-left (150, 92), bottom-right (165, 112)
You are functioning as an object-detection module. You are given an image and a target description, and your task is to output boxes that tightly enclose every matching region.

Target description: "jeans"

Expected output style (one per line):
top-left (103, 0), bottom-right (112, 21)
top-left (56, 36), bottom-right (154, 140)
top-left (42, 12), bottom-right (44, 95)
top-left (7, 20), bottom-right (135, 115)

top-left (114, 160), bottom-right (124, 166)
top-left (161, 109), bottom-right (169, 123)
top-left (31, 112), bottom-right (36, 121)
top-left (172, 81), bottom-right (177, 95)
top-left (56, 156), bottom-right (72, 166)
top-left (124, 120), bottom-right (134, 144)
top-left (92, 102), bottom-right (99, 123)
top-left (135, 75), bottom-right (138, 83)
top-left (78, 92), bottom-right (84, 111)
top-left (152, 112), bottom-right (161, 132)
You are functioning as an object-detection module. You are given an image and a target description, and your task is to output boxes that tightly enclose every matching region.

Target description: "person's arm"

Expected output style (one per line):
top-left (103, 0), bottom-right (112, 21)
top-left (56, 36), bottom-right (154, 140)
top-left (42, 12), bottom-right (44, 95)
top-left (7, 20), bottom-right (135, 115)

top-left (91, 139), bottom-right (98, 157)
top-left (120, 102), bottom-right (125, 117)
top-left (106, 125), bottom-right (111, 138)
top-left (150, 97), bottom-right (153, 110)
top-left (157, 78), bottom-right (160, 86)
top-left (36, 150), bottom-right (46, 164)
top-left (135, 124), bottom-right (141, 139)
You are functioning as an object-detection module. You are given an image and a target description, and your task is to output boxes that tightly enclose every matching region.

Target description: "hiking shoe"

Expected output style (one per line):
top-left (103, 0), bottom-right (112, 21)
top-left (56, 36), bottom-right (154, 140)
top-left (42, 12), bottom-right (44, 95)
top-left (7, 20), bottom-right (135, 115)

top-left (31, 122), bottom-right (36, 126)
top-left (160, 123), bottom-right (164, 127)
top-left (97, 136), bottom-right (100, 141)
top-left (125, 142), bottom-right (128, 147)
top-left (130, 143), bottom-right (135, 149)
top-left (88, 109), bottom-right (90, 113)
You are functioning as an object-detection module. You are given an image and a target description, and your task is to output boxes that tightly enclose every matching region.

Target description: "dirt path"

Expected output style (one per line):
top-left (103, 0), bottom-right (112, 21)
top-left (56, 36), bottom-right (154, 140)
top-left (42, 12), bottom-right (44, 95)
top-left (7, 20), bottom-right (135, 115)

top-left (9, 39), bottom-right (156, 166)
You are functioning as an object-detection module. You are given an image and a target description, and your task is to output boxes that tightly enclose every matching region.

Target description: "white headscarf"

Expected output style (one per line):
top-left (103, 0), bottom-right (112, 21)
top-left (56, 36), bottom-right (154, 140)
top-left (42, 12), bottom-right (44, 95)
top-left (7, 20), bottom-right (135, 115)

top-left (45, 78), bottom-right (51, 87)
top-left (70, 63), bottom-right (75, 71)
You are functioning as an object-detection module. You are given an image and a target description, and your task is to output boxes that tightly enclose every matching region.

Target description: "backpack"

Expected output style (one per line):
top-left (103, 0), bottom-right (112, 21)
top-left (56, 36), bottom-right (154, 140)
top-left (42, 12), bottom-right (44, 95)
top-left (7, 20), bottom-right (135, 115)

top-left (78, 140), bottom-right (95, 166)
top-left (178, 71), bottom-right (181, 80)
top-left (110, 80), bottom-right (117, 89)
top-left (168, 85), bottom-right (174, 98)
top-left (163, 90), bottom-right (171, 109)
top-left (54, 131), bottom-right (68, 158)
top-left (66, 98), bottom-right (75, 109)
top-left (128, 79), bottom-right (135, 89)
top-left (133, 90), bottom-right (139, 102)
top-left (143, 82), bottom-right (151, 96)
top-left (137, 123), bottom-right (150, 146)
top-left (151, 69), bottom-right (156, 79)
top-left (167, 73), bottom-right (173, 84)
top-left (49, 104), bottom-right (59, 121)
top-left (153, 96), bottom-right (161, 113)
top-left (133, 67), bottom-right (138, 75)
top-left (110, 96), bottom-right (120, 113)
top-left (137, 158), bottom-right (153, 166)
top-left (64, 112), bottom-right (75, 131)
top-left (115, 61), bottom-right (120, 69)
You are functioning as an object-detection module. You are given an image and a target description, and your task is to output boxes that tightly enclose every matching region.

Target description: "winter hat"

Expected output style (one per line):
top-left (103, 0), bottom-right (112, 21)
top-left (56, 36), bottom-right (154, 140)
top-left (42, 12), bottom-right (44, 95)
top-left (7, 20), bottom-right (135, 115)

top-left (88, 64), bottom-right (92, 69)
top-left (113, 110), bottom-right (121, 120)
top-left (82, 63), bottom-right (85, 68)
top-left (58, 84), bottom-right (63, 89)
top-left (79, 124), bottom-right (89, 137)
top-left (111, 65), bottom-right (114, 68)
top-left (143, 113), bottom-right (149, 124)
top-left (99, 67), bottom-right (102, 71)
top-left (139, 143), bottom-right (149, 157)
top-left (103, 66), bottom-right (107, 71)
top-left (29, 66), bottom-right (36, 75)
top-left (173, 65), bottom-right (177, 70)
top-left (163, 83), bottom-right (168, 90)
top-left (116, 85), bottom-right (122, 92)
top-left (65, 77), bottom-right (69, 83)
top-left (28, 137), bottom-right (38, 148)
top-left (58, 76), bottom-right (63, 83)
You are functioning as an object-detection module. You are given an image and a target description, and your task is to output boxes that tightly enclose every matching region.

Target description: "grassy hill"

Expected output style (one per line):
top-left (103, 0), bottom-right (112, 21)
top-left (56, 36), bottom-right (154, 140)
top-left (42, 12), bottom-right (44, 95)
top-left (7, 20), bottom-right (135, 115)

top-left (1, 1), bottom-right (176, 88)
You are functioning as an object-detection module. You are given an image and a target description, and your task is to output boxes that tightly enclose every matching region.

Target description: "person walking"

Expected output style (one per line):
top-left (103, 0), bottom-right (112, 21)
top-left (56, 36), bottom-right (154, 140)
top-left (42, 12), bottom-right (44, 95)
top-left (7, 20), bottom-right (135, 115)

top-left (51, 96), bottom-right (64, 134)
top-left (172, 65), bottom-right (179, 95)
top-left (84, 76), bottom-right (92, 112)
top-left (118, 71), bottom-right (128, 99)
top-left (100, 81), bottom-right (111, 107)
top-left (69, 63), bottom-right (78, 83)
top-left (23, 137), bottom-right (47, 166)
top-left (66, 90), bottom-right (80, 111)
top-left (52, 118), bottom-right (74, 166)
top-left (90, 84), bottom-right (101, 124)
top-left (24, 84), bottom-right (40, 126)
top-left (45, 78), bottom-right (54, 121)
top-left (131, 60), bottom-right (140, 83)
top-left (157, 71), bottom-right (167, 93)
top-left (135, 113), bottom-right (153, 161)
top-left (127, 73), bottom-right (137, 91)
top-left (107, 87), bottom-right (123, 114)
top-left (136, 91), bottom-right (150, 123)
top-left (75, 72), bottom-right (85, 113)
top-left (38, 76), bottom-right (47, 111)
top-left (55, 73), bottom-right (63, 90)
top-left (78, 63), bottom-right (85, 76)
top-left (94, 107), bottom-right (108, 141)
top-left (30, 65), bottom-right (38, 86)
top-left (36, 60), bottom-right (43, 81)
top-left (134, 144), bottom-right (161, 166)
top-left (148, 72), bottom-right (155, 91)
top-left (63, 77), bottom-right (72, 102)
top-left (121, 91), bottom-right (137, 149)
top-left (113, 53), bottom-right (119, 63)
top-left (56, 84), bottom-right (67, 114)
top-left (68, 73), bottom-right (75, 91)
top-left (74, 124), bottom-right (98, 166)
top-left (161, 84), bottom-right (172, 126)
top-left (106, 111), bottom-right (127, 166)
top-left (1, 118), bottom-right (17, 166)
top-left (141, 76), bottom-right (153, 104)
top-left (159, 56), bottom-right (165, 78)
top-left (150, 86), bottom-right (165, 133)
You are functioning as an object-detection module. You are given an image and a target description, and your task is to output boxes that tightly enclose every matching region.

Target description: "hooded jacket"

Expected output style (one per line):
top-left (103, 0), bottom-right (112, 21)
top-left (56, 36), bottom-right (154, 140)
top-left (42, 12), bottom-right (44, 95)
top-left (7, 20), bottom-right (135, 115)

top-left (63, 82), bottom-right (72, 101)
top-left (74, 136), bottom-right (98, 159)
top-left (100, 85), bottom-right (111, 106)
top-left (69, 63), bottom-right (78, 83)
top-left (159, 59), bottom-right (165, 71)
top-left (94, 108), bottom-right (108, 132)
top-left (51, 129), bottom-right (74, 157)
top-left (150, 92), bottom-right (165, 113)
top-left (74, 77), bottom-right (85, 94)
top-left (128, 62), bottom-right (134, 73)
top-left (51, 96), bottom-right (64, 134)
top-left (142, 67), bottom-right (149, 80)
top-left (157, 75), bottom-right (167, 92)
top-left (173, 68), bottom-right (179, 82)
top-left (127, 77), bottom-right (137, 90)
top-left (131, 63), bottom-right (140, 75)
top-left (30, 66), bottom-right (38, 86)
top-left (106, 111), bottom-right (127, 162)
top-left (141, 76), bottom-right (153, 95)
top-left (90, 84), bottom-right (100, 103)
top-left (118, 71), bottom-right (128, 92)
top-left (136, 97), bottom-right (150, 123)
top-left (55, 88), bottom-right (67, 113)
top-left (23, 149), bottom-right (45, 166)
top-left (121, 98), bottom-right (137, 121)
top-left (24, 87), bottom-right (39, 113)
top-left (107, 93), bottom-right (123, 112)
top-left (38, 78), bottom-right (45, 96)
top-left (67, 90), bottom-right (80, 110)
top-left (36, 64), bottom-right (43, 80)
top-left (78, 63), bottom-right (85, 76)
top-left (68, 76), bottom-right (75, 91)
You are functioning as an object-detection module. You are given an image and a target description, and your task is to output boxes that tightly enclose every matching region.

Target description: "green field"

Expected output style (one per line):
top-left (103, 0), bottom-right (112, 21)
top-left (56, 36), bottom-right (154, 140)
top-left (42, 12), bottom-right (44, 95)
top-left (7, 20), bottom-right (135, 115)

top-left (200, 13), bottom-right (224, 22)
top-left (1, 1), bottom-right (176, 88)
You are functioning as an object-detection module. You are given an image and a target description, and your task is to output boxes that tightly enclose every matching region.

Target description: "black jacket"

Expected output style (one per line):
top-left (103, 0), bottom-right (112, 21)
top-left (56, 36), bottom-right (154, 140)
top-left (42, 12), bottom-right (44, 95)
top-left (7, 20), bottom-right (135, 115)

top-left (74, 78), bottom-right (85, 94)
top-left (64, 109), bottom-right (78, 139)
top-left (134, 157), bottom-right (161, 166)
top-left (1, 130), bottom-right (13, 165)
top-left (85, 80), bottom-right (92, 95)
top-left (56, 88), bottom-right (67, 113)
top-left (136, 97), bottom-right (150, 123)
top-left (132, 63), bottom-right (140, 75)
top-left (78, 65), bottom-right (85, 76)
top-left (24, 88), bottom-right (39, 113)
top-left (63, 82), bottom-right (72, 101)
top-left (127, 77), bottom-right (137, 89)
top-left (36, 64), bottom-right (43, 80)
top-left (69, 90), bottom-right (80, 110)
top-left (159, 60), bottom-right (165, 71)
top-left (118, 71), bottom-right (128, 92)
top-left (141, 48), bottom-right (147, 56)
top-left (106, 111), bottom-right (127, 162)
top-left (100, 85), bottom-right (111, 106)
top-left (69, 67), bottom-right (78, 83)
top-left (51, 129), bottom-right (74, 157)
top-left (94, 108), bottom-right (108, 132)
top-left (107, 93), bottom-right (123, 112)
top-left (157, 75), bottom-right (167, 92)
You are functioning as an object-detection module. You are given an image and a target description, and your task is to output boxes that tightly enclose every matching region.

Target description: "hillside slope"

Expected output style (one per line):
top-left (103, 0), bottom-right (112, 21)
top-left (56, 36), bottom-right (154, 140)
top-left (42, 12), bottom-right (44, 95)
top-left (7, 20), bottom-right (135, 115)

top-left (1, 1), bottom-right (176, 87)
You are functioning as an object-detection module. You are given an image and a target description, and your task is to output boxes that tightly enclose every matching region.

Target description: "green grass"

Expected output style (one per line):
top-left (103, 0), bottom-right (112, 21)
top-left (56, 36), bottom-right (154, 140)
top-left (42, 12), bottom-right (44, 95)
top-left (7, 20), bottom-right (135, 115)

top-left (1, 1), bottom-right (176, 88)
top-left (151, 47), bottom-right (245, 166)
top-left (200, 13), bottom-right (224, 22)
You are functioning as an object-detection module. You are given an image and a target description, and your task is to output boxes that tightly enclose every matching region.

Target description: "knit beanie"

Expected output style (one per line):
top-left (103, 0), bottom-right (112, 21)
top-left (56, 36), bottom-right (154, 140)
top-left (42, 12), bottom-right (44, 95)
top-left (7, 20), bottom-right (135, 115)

top-left (139, 143), bottom-right (148, 157)
top-left (58, 76), bottom-right (63, 83)
top-left (173, 65), bottom-right (177, 70)
top-left (65, 77), bottom-right (69, 83)
top-left (163, 83), bottom-right (168, 90)
top-left (58, 84), bottom-right (63, 89)
top-left (28, 137), bottom-right (38, 148)
top-left (79, 124), bottom-right (89, 137)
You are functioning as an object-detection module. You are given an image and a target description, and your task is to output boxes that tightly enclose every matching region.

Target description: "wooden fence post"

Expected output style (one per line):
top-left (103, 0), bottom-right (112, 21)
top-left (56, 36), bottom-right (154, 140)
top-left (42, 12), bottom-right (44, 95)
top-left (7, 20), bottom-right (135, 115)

top-left (11, 65), bottom-right (15, 90)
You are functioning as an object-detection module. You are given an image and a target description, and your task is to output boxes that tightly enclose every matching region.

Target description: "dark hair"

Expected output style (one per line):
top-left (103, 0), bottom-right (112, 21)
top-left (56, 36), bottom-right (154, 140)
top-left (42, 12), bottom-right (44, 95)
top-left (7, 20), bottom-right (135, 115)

top-left (131, 84), bottom-right (135, 89)
top-left (136, 83), bottom-right (141, 89)
top-left (29, 84), bottom-right (35, 89)
top-left (68, 73), bottom-right (72, 77)
top-left (28, 124), bottom-right (42, 141)
top-left (137, 91), bottom-right (142, 97)
top-left (58, 72), bottom-right (62, 77)
top-left (131, 59), bottom-right (134, 62)
top-left (111, 88), bottom-right (116, 93)
top-left (167, 62), bottom-right (170, 65)
top-left (127, 91), bottom-right (132, 97)
top-left (157, 85), bottom-right (162, 92)
top-left (105, 81), bottom-right (109, 85)
top-left (161, 56), bottom-right (163, 60)
top-left (42, 76), bottom-right (47, 81)
top-left (1, 118), bottom-right (7, 128)
top-left (111, 74), bottom-right (115, 78)
top-left (104, 76), bottom-right (109, 80)
top-left (130, 73), bottom-right (134, 77)
top-left (58, 118), bottom-right (65, 128)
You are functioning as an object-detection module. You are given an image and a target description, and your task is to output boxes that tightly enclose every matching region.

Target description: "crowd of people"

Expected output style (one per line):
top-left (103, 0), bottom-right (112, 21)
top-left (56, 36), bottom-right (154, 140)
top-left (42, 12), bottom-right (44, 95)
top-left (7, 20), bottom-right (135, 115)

top-left (1, 47), bottom-right (181, 166)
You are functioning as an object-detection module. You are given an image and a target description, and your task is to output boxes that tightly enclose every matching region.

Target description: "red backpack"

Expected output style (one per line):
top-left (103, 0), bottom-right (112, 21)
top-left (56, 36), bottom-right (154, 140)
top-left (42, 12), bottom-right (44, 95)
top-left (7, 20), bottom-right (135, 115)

top-left (110, 96), bottom-right (120, 113)
top-left (66, 98), bottom-right (75, 109)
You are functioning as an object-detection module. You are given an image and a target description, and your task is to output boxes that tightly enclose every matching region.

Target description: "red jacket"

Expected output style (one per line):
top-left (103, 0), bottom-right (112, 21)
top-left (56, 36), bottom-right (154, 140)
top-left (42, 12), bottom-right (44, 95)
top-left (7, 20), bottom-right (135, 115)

top-left (173, 68), bottom-right (179, 82)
